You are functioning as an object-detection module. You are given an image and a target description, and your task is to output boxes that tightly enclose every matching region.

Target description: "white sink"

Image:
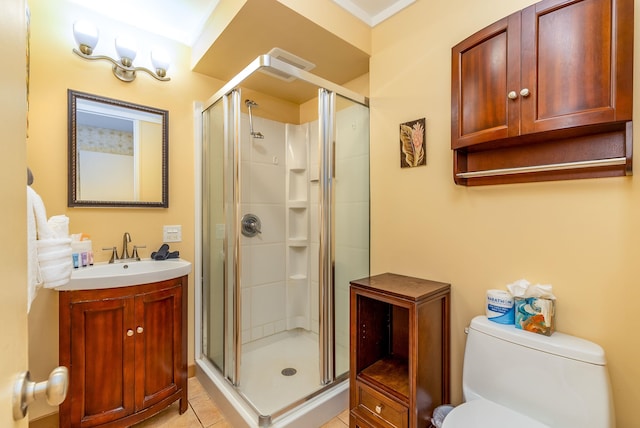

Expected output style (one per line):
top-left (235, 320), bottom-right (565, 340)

top-left (56, 259), bottom-right (192, 291)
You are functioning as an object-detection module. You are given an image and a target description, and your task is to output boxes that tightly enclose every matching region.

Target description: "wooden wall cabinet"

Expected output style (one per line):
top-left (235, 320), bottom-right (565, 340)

top-left (451, 0), bottom-right (633, 185)
top-left (59, 276), bottom-right (188, 427)
top-left (349, 273), bottom-right (450, 428)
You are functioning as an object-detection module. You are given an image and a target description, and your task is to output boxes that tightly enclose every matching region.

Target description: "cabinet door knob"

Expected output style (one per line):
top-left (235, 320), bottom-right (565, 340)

top-left (126, 329), bottom-right (134, 337)
top-left (136, 326), bottom-right (144, 334)
top-left (520, 88), bottom-right (531, 97)
top-left (375, 404), bottom-right (383, 414)
top-left (508, 91), bottom-right (518, 100)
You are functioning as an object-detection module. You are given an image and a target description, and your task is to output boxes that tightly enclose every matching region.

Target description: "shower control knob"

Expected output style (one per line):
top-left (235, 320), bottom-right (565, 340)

top-left (241, 214), bottom-right (262, 237)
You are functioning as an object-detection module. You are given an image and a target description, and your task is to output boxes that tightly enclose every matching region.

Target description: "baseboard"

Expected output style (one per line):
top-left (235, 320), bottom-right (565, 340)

top-left (29, 365), bottom-right (198, 427)
top-left (29, 413), bottom-right (58, 428)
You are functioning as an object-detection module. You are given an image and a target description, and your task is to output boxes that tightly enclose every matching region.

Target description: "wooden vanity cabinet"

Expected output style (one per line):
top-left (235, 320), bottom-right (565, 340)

top-left (451, 0), bottom-right (633, 185)
top-left (349, 273), bottom-right (450, 428)
top-left (59, 276), bottom-right (188, 427)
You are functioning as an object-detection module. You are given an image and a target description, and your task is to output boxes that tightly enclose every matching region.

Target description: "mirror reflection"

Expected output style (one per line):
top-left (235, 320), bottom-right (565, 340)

top-left (68, 90), bottom-right (168, 207)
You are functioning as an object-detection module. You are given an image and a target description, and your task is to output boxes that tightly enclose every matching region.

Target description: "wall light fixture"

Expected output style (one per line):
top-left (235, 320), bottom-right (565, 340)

top-left (72, 20), bottom-right (171, 82)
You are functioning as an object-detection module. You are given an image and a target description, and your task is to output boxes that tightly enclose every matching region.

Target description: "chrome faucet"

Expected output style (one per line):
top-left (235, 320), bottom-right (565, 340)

top-left (121, 232), bottom-right (131, 260)
top-left (101, 232), bottom-right (145, 263)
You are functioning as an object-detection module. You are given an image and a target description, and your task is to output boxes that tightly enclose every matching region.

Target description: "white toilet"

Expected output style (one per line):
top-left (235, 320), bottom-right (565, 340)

top-left (442, 315), bottom-right (615, 428)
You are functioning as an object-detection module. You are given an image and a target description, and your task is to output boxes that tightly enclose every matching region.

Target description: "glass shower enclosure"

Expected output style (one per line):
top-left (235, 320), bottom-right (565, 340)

top-left (198, 54), bottom-right (369, 426)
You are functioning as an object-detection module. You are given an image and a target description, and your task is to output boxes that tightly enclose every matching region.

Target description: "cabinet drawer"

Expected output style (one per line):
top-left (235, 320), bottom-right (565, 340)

top-left (355, 381), bottom-right (408, 428)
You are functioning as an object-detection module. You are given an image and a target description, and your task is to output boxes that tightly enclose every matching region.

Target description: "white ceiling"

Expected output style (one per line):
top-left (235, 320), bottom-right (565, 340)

top-left (69, 0), bottom-right (413, 46)
top-left (69, 0), bottom-right (413, 103)
top-left (68, 0), bottom-right (221, 45)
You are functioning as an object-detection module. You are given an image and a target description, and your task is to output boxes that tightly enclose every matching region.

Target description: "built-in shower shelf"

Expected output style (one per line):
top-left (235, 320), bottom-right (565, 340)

top-left (285, 122), bottom-right (310, 333)
top-left (287, 239), bottom-right (308, 246)
top-left (288, 201), bottom-right (307, 208)
top-left (288, 170), bottom-right (308, 202)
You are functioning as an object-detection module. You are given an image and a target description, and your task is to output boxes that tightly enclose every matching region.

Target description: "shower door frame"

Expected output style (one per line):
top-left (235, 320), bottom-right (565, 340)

top-left (197, 53), bottom-right (369, 423)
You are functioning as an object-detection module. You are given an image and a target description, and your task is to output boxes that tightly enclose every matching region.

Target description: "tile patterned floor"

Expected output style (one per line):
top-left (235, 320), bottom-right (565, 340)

top-left (132, 377), bottom-right (349, 428)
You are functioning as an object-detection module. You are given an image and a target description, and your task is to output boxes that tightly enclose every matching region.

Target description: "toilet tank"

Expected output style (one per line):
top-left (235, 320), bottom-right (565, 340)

top-left (462, 316), bottom-right (614, 428)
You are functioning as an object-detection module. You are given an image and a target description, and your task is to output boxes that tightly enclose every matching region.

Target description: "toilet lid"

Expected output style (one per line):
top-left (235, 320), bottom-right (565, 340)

top-left (441, 399), bottom-right (550, 428)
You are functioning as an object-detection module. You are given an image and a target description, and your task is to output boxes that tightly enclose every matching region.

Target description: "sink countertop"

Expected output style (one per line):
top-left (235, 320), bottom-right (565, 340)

top-left (56, 258), bottom-right (192, 291)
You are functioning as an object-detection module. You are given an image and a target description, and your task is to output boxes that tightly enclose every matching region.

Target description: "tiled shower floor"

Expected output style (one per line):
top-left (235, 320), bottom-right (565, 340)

top-left (238, 329), bottom-right (322, 415)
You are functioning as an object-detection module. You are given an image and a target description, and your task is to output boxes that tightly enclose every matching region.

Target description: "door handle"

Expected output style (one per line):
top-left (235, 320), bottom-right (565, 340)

top-left (13, 366), bottom-right (69, 420)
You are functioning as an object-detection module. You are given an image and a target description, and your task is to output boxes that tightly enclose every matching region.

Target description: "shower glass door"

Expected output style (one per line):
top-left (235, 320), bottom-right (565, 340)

top-left (202, 94), bottom-right (236, 380)
top-left (200, 54), bottom-right (369, 424)
top-left (332, 94), bottom-right (369, 377)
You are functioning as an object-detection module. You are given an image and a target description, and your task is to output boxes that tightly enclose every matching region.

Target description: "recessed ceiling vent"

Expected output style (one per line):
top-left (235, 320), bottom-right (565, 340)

top-left (260, 47), bottom-right (316, 82)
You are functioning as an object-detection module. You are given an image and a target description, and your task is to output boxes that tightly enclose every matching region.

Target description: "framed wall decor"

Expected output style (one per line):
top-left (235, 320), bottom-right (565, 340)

top-left (400, 118), bottom-right (426, 168)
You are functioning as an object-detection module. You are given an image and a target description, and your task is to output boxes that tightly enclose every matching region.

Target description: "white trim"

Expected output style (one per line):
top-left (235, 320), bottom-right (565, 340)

top-left (332, 0), bottom-right (415, 26)
top-left (194, 101), bottom-right (203, 360)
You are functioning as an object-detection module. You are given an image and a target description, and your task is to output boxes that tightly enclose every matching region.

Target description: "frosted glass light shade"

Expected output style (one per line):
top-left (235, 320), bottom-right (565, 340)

top-left (73, 20), bottom-right (99, 54)
top-left (150, 49), bottom-right (170, 71)
top-left (115, 37), bottom-right (138, 66)
top-left (71, 22), bottom-right (171, 82)
top-left (150, 49), bottom-right (171, 77)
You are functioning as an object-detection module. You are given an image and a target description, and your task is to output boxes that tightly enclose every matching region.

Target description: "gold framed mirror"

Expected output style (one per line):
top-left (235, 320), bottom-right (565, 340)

top-left (68, 90), bottom-right (168, 207)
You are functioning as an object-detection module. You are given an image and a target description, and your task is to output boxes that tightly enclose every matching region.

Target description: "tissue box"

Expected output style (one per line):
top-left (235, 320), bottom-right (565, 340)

top-left (514, 297), bottom-right (555, 336)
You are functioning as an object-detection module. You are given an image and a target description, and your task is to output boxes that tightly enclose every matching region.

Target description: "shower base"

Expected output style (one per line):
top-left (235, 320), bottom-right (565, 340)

top-left (196, 330), bottom-right (348, 427)
top-left (241, 329), bottom-right (322, 414)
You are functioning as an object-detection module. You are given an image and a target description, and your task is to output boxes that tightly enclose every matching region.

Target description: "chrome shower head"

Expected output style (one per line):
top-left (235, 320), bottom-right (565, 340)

top-left (245, 99), bottom-right (264, 139)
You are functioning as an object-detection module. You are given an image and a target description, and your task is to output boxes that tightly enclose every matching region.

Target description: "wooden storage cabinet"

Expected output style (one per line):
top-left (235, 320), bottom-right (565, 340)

top-left (59, 276), bottom-right (188, 427)
top-left (349, 273), bottom-right (450, 428)
top-left (451, 0), bottom-right (633, 185)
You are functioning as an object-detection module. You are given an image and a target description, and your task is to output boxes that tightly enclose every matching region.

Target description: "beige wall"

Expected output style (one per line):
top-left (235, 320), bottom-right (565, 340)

top-left (370, 1), bottom-right (640, 427)
top-left (23, 0), bottom-right (640, 426)
top-left (1, 0), bottom-right (28, 426)
top-left (26, 0), bottom-right (223, 420)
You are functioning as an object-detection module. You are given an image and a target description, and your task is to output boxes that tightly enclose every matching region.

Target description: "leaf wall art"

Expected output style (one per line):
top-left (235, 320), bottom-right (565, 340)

top-left (400, 118), bottom-right (426, 168)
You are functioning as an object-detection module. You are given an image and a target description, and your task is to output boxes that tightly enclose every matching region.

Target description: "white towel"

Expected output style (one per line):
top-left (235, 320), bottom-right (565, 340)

top-left (37, 239), bottom-right (72, 289)
top-left (37, 234), bottom-right (72, 291)
top-left (26, 186), bottom-right (42, 311)
top-left (26, 186), bottom-right (72, 312)
top-left (48, 215), bottom-right (69, 239)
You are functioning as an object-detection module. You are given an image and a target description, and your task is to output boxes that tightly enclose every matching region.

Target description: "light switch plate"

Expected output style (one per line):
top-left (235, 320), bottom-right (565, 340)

top-left (163, 225), bottom-right (182, 242)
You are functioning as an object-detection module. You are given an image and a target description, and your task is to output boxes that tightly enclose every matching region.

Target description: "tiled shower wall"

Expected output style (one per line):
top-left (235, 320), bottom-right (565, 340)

top-left (240, 113), bottom-right (289, 343)
top-left (239, 104), bottom-right (369, 350)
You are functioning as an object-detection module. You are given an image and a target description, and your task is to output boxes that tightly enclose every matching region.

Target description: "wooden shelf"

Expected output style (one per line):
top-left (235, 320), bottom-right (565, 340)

top-left (454, 122), bottom-right (632, 185)
top-left (358, 357), bottom-right (409, 402)
top-left (350, 273), bottom-right (450, 427)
